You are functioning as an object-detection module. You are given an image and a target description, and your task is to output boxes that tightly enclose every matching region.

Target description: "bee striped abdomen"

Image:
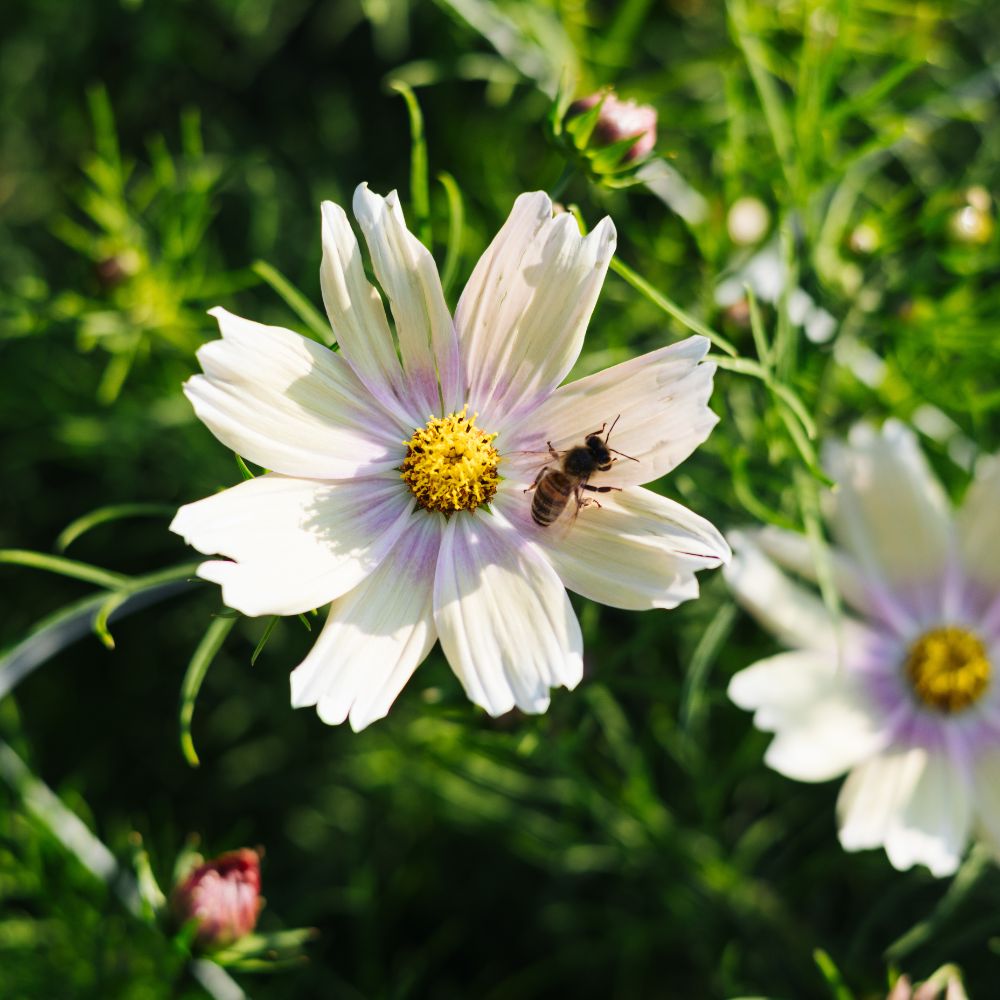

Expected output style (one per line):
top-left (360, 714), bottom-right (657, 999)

top-left (531, 469), bottom-right (576, 526)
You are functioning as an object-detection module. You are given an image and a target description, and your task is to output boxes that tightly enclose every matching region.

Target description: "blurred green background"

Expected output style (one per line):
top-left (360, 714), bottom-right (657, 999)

top-left (3, 0), bottom-right (1000, 996)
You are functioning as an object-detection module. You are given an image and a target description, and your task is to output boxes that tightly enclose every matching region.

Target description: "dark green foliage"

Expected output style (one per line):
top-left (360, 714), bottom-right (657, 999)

top-left (2, 0), bottom-right (1000, 997)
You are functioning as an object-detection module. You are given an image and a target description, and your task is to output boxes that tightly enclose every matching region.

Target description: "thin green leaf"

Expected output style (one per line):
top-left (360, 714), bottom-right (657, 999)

top-left (813, 948), bottom-right (855, 1000)
top-left (179, 613), bottom-right (237, 768)
top-left (0, 549), bottom-right (130, 590)
top-left (436, 171), bottom-right (464, 296)
top-left (57, 503), bottom-right (177, 552)
top-left (250, 260), bottom-right (331, 345)
top-left (235, 454), bottom-right (256, 480)
top-left (251, 616), bottom-right (279, 666)
top-left (0, 565), bottom-right (200, 701)
top-left (610, 258), bottom-right (738, 356)
top-left (389, 80), bottom-right (431, 248)
top-left (745, 284), bottom-right (771, 370)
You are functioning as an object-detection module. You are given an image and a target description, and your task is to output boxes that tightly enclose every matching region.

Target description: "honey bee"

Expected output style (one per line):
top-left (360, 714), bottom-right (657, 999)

top-left (527, 416), bottom-right (637, 528)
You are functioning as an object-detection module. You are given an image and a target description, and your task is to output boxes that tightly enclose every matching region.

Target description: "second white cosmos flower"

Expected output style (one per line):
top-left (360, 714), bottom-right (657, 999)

top-left (171, 184), bottom-right (728, 729)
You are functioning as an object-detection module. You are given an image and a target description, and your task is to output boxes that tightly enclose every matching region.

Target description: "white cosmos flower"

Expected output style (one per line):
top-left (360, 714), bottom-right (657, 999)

top-left (171, 184), bottom-right (728, 730)
top-left (727, 420), bottom-right (1000, 876)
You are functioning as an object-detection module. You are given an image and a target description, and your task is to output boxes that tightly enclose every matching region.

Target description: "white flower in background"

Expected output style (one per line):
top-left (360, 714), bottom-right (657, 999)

top-left (171, 185), bottom-right (728, 730)
top-left (727, 421), bottom-right (1000, 876)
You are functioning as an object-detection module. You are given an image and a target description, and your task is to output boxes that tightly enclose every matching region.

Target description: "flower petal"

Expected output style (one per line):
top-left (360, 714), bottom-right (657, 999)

top-left (730, 651), bottom-right (886, 780)
top-left (837, 748), bottom-right (971, 876)
top-left (170, 473), bottom-right (413, 616)
top-left (352, 184), bottom-right (463, 415)
top-left (188, 308), bottom-right (404, 479)
top-left (433, 509), bottom-right (582, 716)
top-left (972, 748), bottom-right (1000, 850)
top-left (455, 192), bottom-right (617, 425)
top-left (956, 451), bottom-right (1000, 591)
top-left (824, 420), bottom-right (952, 587)
top-left (521, 336), bottom-right (719, 488)
top-left (289, 514), bottom-right (440, 731)
top-left (749, 525), bottom-right (871, 613)
top-left (508, 486), bottom-right (728, 611)
top-left (725, 530), bottom-right (863, 652)
top-left (319, 199), bottom-right (420, 428)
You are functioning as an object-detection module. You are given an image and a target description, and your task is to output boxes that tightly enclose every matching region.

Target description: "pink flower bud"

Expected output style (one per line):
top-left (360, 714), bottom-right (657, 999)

top-left (171, 848), bottom-right (262, 949)
top-left (567, 92), bottom-right (658, 162)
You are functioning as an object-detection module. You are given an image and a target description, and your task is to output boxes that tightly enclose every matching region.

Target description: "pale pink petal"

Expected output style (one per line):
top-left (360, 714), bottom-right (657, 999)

top-left (290, 514), bottom-right (440, 730)
top-left (187, 309), bottom-right (404, 479)
top-left (749, 525), bottom-right (871, 614)
top-left (433, 509), bottom-right (582, 716)
top-left (520, 336), bottom-right (718, 488)
top-left (455, 192), bottom-right (616, 427)
top-left (725, 531), bottom-right (866, 652)
top-left (499, 486), bottom-right (727, 611)
top-left (730, 651), bottom-right (887, 781)
top-left (956, 451), bottom-right (1000, 591)
top-left (824, 420), bottom-right (952, 587)
top-left (352, 184), bottom-right (462, 415)
top-left (972, 748), bottom-right (1000, 850)
top-left (319, 200), bottom-right (419, 428)
top-left (837, 747), bottom-right (971, 876)
top-left (170, 473), bottom-right (413, 616)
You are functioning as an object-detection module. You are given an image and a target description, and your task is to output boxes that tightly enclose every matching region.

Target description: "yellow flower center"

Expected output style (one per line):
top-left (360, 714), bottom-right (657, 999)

top-left (905, 626), bottom-right (991, 713)
top-left (400, 407), bottom-right (501, 515)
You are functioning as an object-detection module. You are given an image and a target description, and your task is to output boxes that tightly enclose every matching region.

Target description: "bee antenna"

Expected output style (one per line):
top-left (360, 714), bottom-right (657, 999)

top-left (610, 447), bottom-right (640, 463)
top-left (605, 414), bottom-right (622, 440)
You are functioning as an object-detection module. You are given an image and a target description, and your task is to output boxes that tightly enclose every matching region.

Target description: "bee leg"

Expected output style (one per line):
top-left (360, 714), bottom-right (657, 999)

top-left (545, 441), bottom-right (561, 460)
top-left (581, 484), bottom-right (620, 494)
top-left (524, 465), bottom-right (549, 493)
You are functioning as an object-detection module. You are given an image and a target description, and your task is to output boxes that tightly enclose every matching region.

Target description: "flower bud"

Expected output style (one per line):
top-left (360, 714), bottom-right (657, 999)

top-left (726, 197), bottom-right (770, 246)
top-left (567, 92), bottom-right (657, 162)
top-left (171, 848), bottom-right (262, 949)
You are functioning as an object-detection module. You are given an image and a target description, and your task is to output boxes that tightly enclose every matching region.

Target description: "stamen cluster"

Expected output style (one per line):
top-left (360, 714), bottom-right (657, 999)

top-left (905, 625), bottom-right (991, 713)
top-left (401, 407), bottom-right (501, 515)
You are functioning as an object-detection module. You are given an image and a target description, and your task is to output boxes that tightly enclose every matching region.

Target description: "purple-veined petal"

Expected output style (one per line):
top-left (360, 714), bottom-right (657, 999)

top-left (187, 308), bottom-right (404, 479)
top-left (824, 420), bottom-right (952, 588)
top-left (498, 486), bottom-right (728, 611)
top-left (837, 747), bottom-right (971, 877)
top-left (433, 508), bottom-right (582, 716)
top-left (319, 199), bottom-right (421, 428)
top-left (352, 184), bottom-right (462, 415)
top-left (290, 513), bottom-right (441, 730)
top-left (518, 336), bottom-right (718, 488)
top-left (956, 451), bottom-right (1000, 592)
top-left (170, 473), bottom-right (413, 616)
top-left (725, 530), bottom-right (867, 652)
top-left (455, 192), bottom-right (616, 427)
top-left (729, 650), bottom-right (887, 781)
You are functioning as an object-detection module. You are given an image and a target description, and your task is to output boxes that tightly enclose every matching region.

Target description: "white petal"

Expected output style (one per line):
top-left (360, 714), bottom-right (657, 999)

top-left (824, 420), bottom-right (952, 587)
top-left (433, 509), bottom-right (582, 716)
top-left (289, 514), bottom-right (440, 730)
top-left (730, 651), bottom-right (886, 780)
top-left (455, 193), bottom-right (617, 425)
top-left (170, 473), bottom-right (413, 616)
top-left (511, 486), bottom-right (728, 611)
top-left (319, 200), bottom-right (417, 427)
top-left (352, 184), bottom-right (462, 414)
top-left (973, 748), bottom-right (1000, 849)
top-left (188, 308), bottom-right (403, 479)
top-left (837, 748), bottom-right (971, 876)
top-left (750, 525), bottom-right (871, 614)
top-left (956, 451), bottom-right (1000, 590)
top-left (522, 337), bottom-right (719, 488)
top-left (725, 531), bottom-right (862, 651)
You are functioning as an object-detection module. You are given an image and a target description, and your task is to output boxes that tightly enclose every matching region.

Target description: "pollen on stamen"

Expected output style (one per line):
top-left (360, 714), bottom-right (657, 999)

top-left (400, 406), bottom-right (501, 515)
top-left (905, 625), bottom-right (992, 713)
